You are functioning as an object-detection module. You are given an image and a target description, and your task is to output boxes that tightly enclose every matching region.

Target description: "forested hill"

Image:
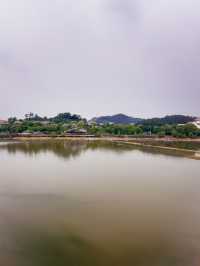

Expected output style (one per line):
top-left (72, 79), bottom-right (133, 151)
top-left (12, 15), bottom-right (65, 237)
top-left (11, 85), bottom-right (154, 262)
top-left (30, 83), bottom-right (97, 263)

top-left (90, 114), bottom-right (196, 125)
top-left (90, 114), bottom-right (142, 124)
top-left (140, 115), bottom-right (196, 126)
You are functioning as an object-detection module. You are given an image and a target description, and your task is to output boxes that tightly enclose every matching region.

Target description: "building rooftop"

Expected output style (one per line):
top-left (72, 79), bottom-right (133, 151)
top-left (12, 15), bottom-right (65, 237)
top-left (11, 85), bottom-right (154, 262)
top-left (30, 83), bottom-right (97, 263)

top-left (0, 119), bottom-right (8, 125)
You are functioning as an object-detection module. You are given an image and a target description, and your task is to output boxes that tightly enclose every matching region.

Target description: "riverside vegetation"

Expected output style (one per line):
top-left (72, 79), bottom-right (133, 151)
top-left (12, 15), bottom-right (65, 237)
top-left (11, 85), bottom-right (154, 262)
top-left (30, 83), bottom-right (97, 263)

top-left (0, 112), bottom-right (200, 138)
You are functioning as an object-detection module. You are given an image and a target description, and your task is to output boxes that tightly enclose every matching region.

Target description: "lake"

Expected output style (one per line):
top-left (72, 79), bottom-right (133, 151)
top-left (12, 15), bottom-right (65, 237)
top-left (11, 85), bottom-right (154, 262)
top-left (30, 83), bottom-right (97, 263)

top-left (0, 139), bottom-right (199, 266)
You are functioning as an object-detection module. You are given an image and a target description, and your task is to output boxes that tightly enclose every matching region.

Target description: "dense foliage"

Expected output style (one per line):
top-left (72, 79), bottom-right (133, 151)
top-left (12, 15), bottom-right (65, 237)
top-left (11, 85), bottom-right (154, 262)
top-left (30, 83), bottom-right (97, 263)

top-left (0, 113), bottom-right (199, 138)
top-left (50, 113), bottom-right (82, 123)
top-left (88, 123), bottom-right (200, 137)
top-left (91, 114), bottom-right (142, 125)
top-left (139, 115), bottom-right (195, 126)
top-left (90, 114), bottom-right (195, 125)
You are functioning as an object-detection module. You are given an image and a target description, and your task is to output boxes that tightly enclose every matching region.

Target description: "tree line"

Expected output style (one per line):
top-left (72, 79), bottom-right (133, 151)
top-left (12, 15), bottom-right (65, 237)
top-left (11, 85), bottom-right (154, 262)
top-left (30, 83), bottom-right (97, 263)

top-left (0, 112), bottom-right (199, 138)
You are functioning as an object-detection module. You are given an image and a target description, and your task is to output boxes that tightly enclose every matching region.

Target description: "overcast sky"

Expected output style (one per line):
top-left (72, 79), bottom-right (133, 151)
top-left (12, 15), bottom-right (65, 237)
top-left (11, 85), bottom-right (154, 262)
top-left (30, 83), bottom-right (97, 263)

top-left (0, 0), bottom-right (199, 119)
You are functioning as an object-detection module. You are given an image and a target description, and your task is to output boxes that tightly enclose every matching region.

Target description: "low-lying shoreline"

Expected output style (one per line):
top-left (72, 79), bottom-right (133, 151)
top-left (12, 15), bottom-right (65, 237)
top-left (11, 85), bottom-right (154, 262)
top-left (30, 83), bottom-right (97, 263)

top-left (113, 140), bottom-right (200, 160)
top-left (1, 135), bottom-right (200, 141)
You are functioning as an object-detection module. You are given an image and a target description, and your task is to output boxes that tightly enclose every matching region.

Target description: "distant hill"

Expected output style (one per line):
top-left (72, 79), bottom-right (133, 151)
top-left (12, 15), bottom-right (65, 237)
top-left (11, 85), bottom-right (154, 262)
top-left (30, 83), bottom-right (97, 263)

top-left (90, 114), bottom-right (142, 125)
top-left (140, 115), bottom-right (196, 125)
top-left (90, 114), bottom-right (196, 125)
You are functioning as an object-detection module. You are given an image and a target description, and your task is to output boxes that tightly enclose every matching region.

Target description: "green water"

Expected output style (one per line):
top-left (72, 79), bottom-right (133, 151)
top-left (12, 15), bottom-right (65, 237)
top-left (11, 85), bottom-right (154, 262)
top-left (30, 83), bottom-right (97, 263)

top-left (0, 140), bottom-right (199, 266)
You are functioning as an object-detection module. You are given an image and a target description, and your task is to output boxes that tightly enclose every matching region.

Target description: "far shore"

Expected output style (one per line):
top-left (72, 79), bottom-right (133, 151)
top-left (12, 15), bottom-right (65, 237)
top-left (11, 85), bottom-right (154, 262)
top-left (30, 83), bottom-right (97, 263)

top-left (0, 135), bottom-right (200, 142)
top-left (1, 135), bottom-right (200, 143)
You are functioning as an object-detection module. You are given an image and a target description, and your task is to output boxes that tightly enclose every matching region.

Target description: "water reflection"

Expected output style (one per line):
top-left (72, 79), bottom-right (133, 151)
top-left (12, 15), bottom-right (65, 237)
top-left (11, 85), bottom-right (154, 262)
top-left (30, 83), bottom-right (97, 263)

top-left (0, 139), bottom-right (197, 160)
top-left (0, 140), bottom-right (199, 266)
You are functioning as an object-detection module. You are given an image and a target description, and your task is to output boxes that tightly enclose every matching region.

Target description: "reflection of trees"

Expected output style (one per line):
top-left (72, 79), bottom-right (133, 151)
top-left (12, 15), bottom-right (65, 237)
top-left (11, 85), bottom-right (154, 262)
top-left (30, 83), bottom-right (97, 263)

top-left (0, 140), bottom-right (87, 160)
top-left (18, 231), bottom-right (105, 266)
top-left (89, 140), bottom-right (196, 159)
top-left (0, 140), bottom-right (135, 160)
top-left (0, 140), bottom-right (195, 160)
top-left (15, 227), bottom-right (181, 266)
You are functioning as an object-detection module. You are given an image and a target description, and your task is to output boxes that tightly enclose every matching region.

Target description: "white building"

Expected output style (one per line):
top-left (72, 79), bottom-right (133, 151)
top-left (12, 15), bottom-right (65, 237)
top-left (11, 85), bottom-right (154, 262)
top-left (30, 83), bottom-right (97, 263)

top-left (0, 119), bottom-right (8, 126)
top-left (191, 118), bottom-right (200, 129)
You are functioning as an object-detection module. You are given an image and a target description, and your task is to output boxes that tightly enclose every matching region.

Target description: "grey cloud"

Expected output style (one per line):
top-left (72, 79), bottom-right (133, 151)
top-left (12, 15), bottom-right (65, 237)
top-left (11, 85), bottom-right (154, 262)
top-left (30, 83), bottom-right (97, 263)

top-left (0, 0), bottom-right (199, 119)
top-left (106, 0), bottom-right (139, 21)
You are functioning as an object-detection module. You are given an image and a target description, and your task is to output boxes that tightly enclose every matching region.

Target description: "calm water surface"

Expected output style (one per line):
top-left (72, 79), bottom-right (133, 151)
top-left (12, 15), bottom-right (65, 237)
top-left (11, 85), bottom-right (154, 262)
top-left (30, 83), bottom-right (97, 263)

top-left (0, 140), bottom-right (200, 266)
